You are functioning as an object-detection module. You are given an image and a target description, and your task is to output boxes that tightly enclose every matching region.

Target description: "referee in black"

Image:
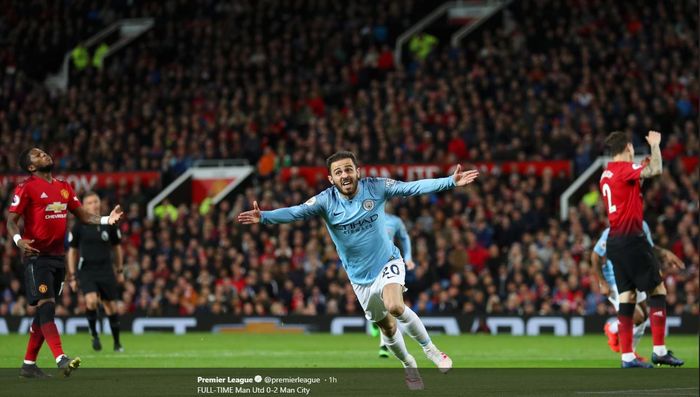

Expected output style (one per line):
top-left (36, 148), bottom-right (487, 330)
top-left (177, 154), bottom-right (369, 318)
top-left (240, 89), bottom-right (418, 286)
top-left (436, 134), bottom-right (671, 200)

top-left (67, 191), bottom-right (124, 352)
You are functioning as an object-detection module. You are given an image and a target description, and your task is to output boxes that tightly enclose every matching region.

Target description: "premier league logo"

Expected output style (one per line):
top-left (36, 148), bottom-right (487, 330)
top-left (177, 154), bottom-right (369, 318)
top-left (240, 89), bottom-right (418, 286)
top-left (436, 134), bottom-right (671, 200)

top-left (362, 199), bottom-right (374, 211)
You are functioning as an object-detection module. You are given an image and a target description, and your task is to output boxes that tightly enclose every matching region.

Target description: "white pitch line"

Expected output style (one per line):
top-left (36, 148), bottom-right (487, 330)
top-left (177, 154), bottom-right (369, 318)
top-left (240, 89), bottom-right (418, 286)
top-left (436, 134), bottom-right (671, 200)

top-left (576, 387), bottom-right (699, 395)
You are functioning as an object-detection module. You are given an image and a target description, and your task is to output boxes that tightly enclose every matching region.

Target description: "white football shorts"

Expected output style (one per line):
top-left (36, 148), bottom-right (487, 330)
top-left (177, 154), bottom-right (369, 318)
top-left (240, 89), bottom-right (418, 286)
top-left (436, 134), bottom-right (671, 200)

top-left (351, 258), bottom-right (407, 322)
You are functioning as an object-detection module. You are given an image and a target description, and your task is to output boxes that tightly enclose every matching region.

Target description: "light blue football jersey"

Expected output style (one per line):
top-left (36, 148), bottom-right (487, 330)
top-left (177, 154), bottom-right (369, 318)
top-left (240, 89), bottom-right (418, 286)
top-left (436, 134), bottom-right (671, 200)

top-left (260, 177), bottom-right (454, 284)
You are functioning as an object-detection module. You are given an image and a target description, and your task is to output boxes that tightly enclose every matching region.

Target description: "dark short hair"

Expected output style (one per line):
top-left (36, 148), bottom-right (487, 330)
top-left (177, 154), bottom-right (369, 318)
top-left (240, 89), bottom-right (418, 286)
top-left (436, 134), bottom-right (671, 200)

top-left (18, 148), bottom-right (33, 173)
top-left (604, 131), bottom-right (629, 156)
top-left (325, 151), bottom-right (358, 173)
top-left (82, 191), bottom-right (100, 201)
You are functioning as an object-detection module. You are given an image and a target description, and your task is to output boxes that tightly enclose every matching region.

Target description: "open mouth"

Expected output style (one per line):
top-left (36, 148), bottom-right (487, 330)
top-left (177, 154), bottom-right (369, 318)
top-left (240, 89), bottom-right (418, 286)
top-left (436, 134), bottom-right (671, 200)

top-left (341, 180), bottom-right (352, 187)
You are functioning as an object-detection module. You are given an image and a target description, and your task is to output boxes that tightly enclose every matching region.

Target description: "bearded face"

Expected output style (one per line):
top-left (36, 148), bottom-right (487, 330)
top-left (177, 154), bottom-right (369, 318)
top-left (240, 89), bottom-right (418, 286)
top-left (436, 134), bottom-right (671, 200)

top-left (328, 158), bottom-right (360, 198)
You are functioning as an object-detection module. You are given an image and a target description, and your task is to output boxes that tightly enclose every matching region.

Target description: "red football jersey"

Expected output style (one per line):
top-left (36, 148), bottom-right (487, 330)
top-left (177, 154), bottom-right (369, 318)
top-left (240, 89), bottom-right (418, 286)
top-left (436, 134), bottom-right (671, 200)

top-left (9, 176), bottom-right (81, 255)
top-left (599, 161), bottom-right (647, 236)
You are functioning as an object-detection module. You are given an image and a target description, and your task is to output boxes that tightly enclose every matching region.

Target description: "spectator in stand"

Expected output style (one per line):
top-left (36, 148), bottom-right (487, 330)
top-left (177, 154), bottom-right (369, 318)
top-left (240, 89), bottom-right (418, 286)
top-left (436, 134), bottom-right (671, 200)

top-left (0, 0), bottom-right (698, 318)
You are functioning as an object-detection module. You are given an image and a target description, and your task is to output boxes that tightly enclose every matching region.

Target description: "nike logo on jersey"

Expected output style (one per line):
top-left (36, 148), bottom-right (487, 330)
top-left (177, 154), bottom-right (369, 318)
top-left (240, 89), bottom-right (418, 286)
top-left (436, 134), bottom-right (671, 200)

top-left (40, 192), bottom-right (48, 199)
top-left (333, 211), bottom-right (342, 216)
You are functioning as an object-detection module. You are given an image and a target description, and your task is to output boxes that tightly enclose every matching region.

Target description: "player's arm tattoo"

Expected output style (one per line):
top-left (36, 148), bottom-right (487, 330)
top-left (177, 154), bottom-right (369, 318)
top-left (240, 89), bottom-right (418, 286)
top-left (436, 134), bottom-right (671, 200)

top-left (640, 144), bottom-right (662, 178)
top-left (6, 213), bottom-right (21, 237)
top-left (72, 206), bottom-right (103, 225)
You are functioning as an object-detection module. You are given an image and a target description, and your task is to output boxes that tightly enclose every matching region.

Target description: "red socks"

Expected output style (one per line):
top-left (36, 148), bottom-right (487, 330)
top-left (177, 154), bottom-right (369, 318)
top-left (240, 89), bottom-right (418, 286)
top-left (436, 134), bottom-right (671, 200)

top-left (617, 303), bottom-right (635, 356)
top-left (649, 295), bottom-right (667, 347)
top-left (38, 302), bottom-right (65, 360)
top-left (39, 322), bottom-right (64, 359)
top-left (24, 319), bottom-right (44, 363)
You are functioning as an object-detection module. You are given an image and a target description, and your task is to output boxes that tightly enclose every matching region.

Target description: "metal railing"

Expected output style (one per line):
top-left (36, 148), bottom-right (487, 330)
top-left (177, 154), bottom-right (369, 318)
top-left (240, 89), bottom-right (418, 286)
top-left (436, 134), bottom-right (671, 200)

top-left (146, 162), bottom-right (254, 219)
top-left (450, 0), bottom-right (512, 47)
top-left (44, 18), bottom-right (154, 94)
top-left (394, 2), bottom-right (455, 65)
top-left (394, 1), bottom-right (511, 65)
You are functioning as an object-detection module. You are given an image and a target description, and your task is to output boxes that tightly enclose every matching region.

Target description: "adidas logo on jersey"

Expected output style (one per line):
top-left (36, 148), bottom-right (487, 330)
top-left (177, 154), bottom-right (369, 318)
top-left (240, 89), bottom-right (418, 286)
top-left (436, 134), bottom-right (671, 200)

top-left (40, 192), bottom-right (48, 199)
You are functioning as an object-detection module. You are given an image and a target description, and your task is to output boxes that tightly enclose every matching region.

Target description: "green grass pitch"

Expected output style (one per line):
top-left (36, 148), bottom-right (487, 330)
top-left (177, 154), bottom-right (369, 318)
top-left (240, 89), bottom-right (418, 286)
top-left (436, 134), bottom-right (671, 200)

top-left (0, 333), bottom-right (697, 396)
top-left (0, 333), bottom-right (697, 368)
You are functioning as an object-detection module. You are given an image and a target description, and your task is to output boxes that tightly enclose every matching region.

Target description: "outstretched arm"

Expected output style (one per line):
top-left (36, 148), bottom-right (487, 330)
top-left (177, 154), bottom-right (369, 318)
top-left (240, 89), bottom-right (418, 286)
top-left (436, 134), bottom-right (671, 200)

top-left (72, 205), bottom-right (123, 225)
top-left (385, 165), bottom-right (479, 198)
top-left (640, 131), bottom-right (662, 179)
top-left (237, 198), bottom-right (324, 225)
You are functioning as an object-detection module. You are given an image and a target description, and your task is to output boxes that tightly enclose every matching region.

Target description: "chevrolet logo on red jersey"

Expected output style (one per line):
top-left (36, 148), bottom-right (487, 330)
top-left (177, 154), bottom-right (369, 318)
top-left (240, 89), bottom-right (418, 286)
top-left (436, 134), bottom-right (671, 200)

top-left (45, 202), bottom-right (68, 213)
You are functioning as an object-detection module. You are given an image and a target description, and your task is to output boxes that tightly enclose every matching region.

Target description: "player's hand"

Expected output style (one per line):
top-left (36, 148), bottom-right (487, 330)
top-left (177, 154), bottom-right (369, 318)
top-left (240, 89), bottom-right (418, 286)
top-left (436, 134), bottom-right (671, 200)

top-left (599, 280), bottom-right (610, 296)
top-left (67, 274), bottom-right (78, 292)
top-left (452, 164), bottom-right (479, 187)
top-left (664, 251), bottom-right (685, 270)
top-left (645, 130), bottom-right (661, 146)
top-left (17, 239), bottom-right (40, 255)
top-left (237, 201), bottom-right (262, 224)
top-left (116, 271), bottom-right (125, 284)
top-left (108, 205), bottom-right (124, 224)
top-left (405, 260), bottom-right (416, 271)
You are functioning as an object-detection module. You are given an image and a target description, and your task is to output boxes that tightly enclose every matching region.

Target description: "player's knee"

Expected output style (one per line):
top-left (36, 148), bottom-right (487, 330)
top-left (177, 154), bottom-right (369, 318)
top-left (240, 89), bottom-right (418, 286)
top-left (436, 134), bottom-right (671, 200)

top-left (386, 302), bottom-right (405, 317)
top-left (37, 301), bottom-right (56, 325)
top-left (85, 294), bottom-right (98, 309)
top-left (651, 282), bottom-right (666, 296)
top-left (648, 294), bottom-right (666, 309)
top-left (618, 302), bottom-right (635, 316)
top-left (618, 291), bottom-right (636, 304)
top-left (379, 322), bottom-right (397, 337)
top-left (633, 306), bottom-right (647, 325)
top-left (30, 312), bottom-right (41, 332)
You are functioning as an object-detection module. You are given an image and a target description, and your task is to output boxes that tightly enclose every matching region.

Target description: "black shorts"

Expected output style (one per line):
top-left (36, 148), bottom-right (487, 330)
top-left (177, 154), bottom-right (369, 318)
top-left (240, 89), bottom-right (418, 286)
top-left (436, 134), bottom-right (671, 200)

top-left (79, 268), bottom-right (118, 301)
top-left (607, 234), bottom-right (662, 293)
top-left (24, 256), bottom-right (65, 306)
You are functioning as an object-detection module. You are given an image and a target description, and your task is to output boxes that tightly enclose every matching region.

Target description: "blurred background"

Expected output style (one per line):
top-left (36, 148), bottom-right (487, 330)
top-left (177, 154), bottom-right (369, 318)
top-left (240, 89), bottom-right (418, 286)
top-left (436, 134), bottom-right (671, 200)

top-left (0, 0), bottom-right (697, 335)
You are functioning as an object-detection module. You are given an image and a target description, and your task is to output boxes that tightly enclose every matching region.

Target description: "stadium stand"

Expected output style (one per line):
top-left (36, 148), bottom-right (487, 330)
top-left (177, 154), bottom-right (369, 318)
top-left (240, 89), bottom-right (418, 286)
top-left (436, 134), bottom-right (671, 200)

top-left (0, 0), bottom-right (697, 318)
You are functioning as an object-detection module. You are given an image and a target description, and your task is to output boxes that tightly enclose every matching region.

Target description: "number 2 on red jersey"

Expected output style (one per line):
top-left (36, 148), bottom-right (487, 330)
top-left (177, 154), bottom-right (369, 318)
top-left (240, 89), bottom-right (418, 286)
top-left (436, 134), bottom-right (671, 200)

top-left (601, 183), bottom-right (616, 213)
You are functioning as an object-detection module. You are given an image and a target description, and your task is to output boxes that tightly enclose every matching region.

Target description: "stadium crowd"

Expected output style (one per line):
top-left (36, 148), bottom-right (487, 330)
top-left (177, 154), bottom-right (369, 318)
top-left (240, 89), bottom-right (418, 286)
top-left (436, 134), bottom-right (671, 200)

top-left (0, 0), bottom-right (698, 319)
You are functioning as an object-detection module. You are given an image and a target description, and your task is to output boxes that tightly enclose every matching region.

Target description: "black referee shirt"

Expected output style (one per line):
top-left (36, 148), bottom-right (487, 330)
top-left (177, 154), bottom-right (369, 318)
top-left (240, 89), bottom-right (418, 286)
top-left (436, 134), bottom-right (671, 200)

top-left (68, 223), bottom-right (121, 270)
